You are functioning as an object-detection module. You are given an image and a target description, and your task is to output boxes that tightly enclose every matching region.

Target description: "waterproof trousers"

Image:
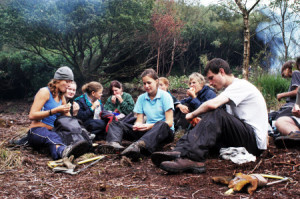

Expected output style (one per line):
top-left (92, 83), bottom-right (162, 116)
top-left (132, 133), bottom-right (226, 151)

top-left (174, 108), bottom-right (261, 162)
top-left (106, 121), bottom-right (174, 153)
top-left (174, 108), bottom-right (190, 131)
top-left (83, 119), bottom-right (106, 139)
top-left (27, 127), bottom-right (66, 160)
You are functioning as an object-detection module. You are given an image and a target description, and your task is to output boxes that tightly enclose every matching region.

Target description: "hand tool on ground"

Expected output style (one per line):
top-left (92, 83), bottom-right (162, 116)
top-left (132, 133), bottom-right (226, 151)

top-left (52, 155), bottom-right (106, 175)
top-left (261, 174), bottom-right (292, 186)
top-left (224, 173), bottom-right (292, 195)
top-left (48, 155), bottom-right (105, 168)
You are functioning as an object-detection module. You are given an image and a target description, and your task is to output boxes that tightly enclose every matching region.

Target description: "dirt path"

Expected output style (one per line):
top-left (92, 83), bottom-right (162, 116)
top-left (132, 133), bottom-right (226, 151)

top-left (0, 100), bottom-right (299, 198)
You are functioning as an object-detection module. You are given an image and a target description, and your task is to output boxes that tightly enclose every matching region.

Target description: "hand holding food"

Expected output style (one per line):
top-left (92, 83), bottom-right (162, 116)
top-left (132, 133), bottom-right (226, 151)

top-left (187, 87), bottom-right (196, 98)
top-left (115, 94), bottom-right (123, 103)
top-left (133, 123), bottom-right (151, 131)
top-left (111, 95), bottom-right (117, 104)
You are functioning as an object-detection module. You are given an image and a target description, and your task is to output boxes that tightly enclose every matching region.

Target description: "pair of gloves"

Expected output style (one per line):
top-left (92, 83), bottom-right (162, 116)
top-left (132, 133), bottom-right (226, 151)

top-left (49, 155), bottom-right (77, 172)
top-left (212, 173), bottom-right (268, 195)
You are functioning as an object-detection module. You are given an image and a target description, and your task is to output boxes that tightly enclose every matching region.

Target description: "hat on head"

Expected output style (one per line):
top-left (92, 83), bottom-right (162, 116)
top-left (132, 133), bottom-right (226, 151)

top-left (54, 66), bottom-right (74, 81)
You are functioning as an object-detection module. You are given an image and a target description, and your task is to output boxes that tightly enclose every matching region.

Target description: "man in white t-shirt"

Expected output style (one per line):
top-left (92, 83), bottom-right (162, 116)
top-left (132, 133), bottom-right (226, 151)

top-left (151, 58), bottom-right (268, 174)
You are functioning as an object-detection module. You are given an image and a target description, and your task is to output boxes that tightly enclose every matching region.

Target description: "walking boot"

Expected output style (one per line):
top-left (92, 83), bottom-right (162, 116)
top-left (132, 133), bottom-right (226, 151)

top-left (121, 140), bottom-right (146, 161)
top-left (151, 151), bottom-right (181, 167)
top-left (61, 140), bottom-right (90, 159)
top-left (97, 142), bottom-right (124, 154)
top-left (160, 158), bottom-right (206, 174)
top-left (274, 131), bottom-right (300, 148)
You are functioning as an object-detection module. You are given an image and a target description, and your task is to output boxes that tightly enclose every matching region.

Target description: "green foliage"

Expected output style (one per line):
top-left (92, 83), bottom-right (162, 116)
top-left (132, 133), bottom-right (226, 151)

top-left (168, 75), bottom-right (188, 90)
top-left (0, 0), bottom-right (277, 99)
top-left (0, 48), bottom-right (66, 98)
top-left (0, 0), bottom-right (154, 84)
top-left (252, 72), bottom-right (290, 109)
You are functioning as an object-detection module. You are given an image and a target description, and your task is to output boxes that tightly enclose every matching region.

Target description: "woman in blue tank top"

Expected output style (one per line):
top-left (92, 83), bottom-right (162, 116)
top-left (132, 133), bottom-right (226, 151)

top-left (27, 66), bottom-right (89, 160)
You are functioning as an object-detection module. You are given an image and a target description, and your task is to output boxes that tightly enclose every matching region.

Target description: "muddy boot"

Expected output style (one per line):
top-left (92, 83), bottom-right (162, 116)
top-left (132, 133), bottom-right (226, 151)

top-left (159, 158), bottom-right (206, 174)
top-left (121, 140), bottom-right (146, 161)
top-left (61, 140), bottom-right (90, 159)
top-left (97, 142), bottom-right (124, 154)
top-left (9, 134), bottom-right (29, 146)
top-left (274, 131), bottom-right (300, 148)
top-left (151, 151), bottom-right (181, 167)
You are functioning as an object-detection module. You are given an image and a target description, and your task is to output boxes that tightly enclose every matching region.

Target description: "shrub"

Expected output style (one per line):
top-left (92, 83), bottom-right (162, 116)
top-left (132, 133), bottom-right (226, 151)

top-left (168, 75), bottom-right (189, 90)
top-left (252, 73), bottom-right (290, 110)
top-left (0, 48), bottom-right (68, 99)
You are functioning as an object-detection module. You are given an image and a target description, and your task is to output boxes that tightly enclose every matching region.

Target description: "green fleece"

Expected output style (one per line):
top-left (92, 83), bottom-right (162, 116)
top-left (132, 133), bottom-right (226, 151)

top-left (104, 92), bottom-right (135, 115)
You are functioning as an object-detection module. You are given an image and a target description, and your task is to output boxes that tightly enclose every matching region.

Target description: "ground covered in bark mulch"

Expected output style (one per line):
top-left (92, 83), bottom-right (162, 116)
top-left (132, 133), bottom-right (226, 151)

top-left (0, 99), bottom-right (299, 199)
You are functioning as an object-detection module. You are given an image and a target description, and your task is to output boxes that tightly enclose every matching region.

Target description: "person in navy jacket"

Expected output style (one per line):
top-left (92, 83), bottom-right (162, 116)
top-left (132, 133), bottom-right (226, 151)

top-left (174, 72), bottom-right (216, 130)
top-left (75, 81), bottom-right (115, 140)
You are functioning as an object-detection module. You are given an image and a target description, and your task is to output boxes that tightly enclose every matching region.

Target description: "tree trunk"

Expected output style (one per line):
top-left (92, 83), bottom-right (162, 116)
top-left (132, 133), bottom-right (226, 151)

top-left (235, 0), bottom-right (260, 80)
top-left (157, 46), bottom-right (160, 74)
top-left (243, 14), bottom-right (250, 80)
top-left (167, 38), bottom-right (176, 77)
top-left (280, 0), bottom-right (288, 61)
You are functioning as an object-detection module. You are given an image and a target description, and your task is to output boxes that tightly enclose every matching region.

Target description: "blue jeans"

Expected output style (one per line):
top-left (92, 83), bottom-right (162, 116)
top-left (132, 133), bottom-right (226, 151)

top-left (28, 127), bottom-right (66, 160)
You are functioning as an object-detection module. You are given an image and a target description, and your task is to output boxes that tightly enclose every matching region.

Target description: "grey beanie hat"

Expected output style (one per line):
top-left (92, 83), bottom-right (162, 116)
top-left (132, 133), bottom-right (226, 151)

top-left (54, 66), bottom-right (74, 81)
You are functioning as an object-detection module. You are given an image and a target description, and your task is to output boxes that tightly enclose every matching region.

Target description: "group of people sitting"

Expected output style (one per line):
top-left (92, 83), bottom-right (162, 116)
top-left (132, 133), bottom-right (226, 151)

top-left (22, 57), bottom-right (299, 174)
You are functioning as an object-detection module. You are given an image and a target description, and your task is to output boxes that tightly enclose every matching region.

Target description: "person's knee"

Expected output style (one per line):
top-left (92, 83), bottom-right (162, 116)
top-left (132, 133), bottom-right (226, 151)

top-left (275, 116), bottom-right (298, 135)
top-left (275, 116), bottom-right (291, 129)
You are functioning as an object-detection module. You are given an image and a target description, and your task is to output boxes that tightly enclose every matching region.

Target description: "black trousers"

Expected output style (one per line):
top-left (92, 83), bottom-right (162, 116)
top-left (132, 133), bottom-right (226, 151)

top-left (268, 105), bottom-right (293, 122)
top-left (174, 108), bottom-right (261, 162)
top-left (83, 119), bottom-right (106, 139)
top-left (106, 120), bottom-right (174, 153)
top-left (174, 108), bottom-right (190, 131)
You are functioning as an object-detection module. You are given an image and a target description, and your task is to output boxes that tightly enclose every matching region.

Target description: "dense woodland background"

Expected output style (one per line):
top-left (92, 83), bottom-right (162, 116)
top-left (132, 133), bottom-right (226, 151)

top-left (0, 2), bottom-right (299, 197)
top-left (0, 0), bottom-right (299, 106)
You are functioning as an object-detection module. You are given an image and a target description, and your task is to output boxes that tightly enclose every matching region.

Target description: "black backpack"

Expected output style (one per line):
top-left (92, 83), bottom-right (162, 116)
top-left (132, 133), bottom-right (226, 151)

top-left (53, 116), bottom-right (93, 147)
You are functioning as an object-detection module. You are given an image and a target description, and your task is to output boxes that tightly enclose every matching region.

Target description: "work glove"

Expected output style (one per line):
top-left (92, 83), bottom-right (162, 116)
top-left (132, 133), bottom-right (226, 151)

top-left (211, 176), bottom-right (233, 185)
top-left (50, 155), bottom-right (77, 173)
top-left (228, 173), bottom-right (267, 195)
top-left (63, 155), bottom-right (76, 169)
top-left (189, 117), bottom-right (201, 127)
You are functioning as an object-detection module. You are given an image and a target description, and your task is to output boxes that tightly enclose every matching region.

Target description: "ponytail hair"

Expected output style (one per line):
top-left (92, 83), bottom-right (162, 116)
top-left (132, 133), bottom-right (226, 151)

top-left (81, 81), bottom-right (103, 95)
top-left (141, 68), bottom-right (158, 80)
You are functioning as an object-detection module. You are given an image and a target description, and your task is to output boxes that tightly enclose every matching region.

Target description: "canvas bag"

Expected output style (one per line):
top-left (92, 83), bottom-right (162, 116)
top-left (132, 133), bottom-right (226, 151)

top-left (53, 116), bottom-right (93, 147)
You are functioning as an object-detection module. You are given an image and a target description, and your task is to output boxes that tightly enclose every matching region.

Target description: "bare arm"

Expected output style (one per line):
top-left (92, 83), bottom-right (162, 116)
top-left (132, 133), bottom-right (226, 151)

top-left (135, 113), bottom-right (144, 124)
top-left (29, 88), bottom-right (51, 120)
top-left (186, 95), bottom-right (230, 120)
top-left (277, 87), bottom-right (298, 101)
top-left (164, 109), bottom-right (173, 128)
top-left (29, 88), bottom-right (70, 120)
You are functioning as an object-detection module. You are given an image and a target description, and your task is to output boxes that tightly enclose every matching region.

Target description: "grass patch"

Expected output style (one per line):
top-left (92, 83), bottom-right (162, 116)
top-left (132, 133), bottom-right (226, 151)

top-left (0, 141), bottom-right (23, 170)
top-left (252, 73), bottom-right (290, 110)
